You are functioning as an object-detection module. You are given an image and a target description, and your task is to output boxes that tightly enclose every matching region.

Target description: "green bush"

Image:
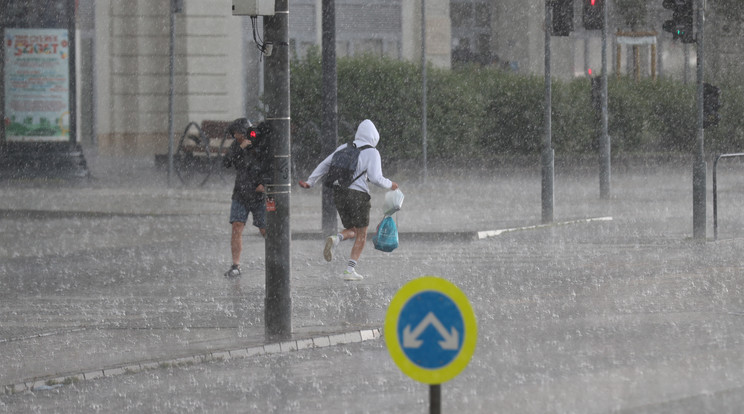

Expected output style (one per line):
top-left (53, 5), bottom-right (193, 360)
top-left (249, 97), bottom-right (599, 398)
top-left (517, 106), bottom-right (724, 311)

top-left (428, 65), bottom-right (492, 161)
top-left (289, 51), bottom-right (744, 171)
top-left (337, 55), bottom-right (422, 160)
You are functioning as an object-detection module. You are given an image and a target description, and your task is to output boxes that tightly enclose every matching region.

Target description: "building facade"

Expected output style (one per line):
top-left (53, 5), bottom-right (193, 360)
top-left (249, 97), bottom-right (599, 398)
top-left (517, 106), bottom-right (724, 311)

top-left (38, 0), bottom-right (737, 155)
top-left (84, 0), bottom-right (451, 155)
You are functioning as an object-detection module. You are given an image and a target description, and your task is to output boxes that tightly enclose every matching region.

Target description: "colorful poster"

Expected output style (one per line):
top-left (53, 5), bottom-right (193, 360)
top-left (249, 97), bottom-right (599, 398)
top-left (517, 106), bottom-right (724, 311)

top-left (4, 28), bottom-right (70, 142)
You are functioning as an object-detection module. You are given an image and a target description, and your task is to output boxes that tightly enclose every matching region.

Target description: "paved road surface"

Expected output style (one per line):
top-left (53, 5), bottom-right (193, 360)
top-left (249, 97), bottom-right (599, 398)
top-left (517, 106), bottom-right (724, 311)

top-left (2, 155), bottom-right (744, 413)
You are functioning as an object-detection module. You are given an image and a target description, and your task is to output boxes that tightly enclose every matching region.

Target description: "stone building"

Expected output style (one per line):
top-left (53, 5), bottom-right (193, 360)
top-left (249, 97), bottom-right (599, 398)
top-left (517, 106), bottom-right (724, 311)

top-left (3, 0), bottom-right (733, 156)
top-left (82, 0), bottom-right (451, 155)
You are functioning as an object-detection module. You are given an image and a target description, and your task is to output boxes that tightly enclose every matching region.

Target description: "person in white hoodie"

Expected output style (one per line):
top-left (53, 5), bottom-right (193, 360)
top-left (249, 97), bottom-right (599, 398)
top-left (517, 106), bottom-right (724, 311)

top-left (299, 119), bottom-right (399, 281)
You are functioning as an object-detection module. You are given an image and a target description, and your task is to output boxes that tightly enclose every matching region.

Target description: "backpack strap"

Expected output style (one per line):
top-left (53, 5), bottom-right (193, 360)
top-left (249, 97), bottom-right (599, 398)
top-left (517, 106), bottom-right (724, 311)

top-left (349, 145), bottom-right (373, 185)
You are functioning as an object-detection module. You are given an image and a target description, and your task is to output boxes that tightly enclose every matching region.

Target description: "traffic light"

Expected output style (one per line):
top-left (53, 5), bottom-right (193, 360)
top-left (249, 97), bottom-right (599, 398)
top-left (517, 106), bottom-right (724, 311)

top-left (583, 0), bottom-right (604, 30)
top-left (552, 0), bottom-right (574, 37)
top-left (662, 0), bottom-right (694, 44)
top-left (703, 83), bottom-right (721, 128)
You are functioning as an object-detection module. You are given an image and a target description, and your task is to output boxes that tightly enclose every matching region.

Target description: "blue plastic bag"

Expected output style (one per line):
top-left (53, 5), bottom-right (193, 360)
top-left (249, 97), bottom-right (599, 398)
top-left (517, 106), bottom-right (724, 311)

top-left (373, 215), bottom-right (398, 252)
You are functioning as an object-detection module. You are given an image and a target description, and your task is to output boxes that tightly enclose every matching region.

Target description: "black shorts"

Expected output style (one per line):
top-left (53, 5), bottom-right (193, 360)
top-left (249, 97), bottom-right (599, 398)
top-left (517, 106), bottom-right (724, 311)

top-left (333, 186), bottom-right (371, 229)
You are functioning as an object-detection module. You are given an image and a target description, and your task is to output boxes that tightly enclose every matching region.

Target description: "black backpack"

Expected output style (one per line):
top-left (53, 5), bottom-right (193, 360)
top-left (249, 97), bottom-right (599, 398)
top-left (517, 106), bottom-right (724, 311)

top-left (323, 143), bottom-right (373, 187)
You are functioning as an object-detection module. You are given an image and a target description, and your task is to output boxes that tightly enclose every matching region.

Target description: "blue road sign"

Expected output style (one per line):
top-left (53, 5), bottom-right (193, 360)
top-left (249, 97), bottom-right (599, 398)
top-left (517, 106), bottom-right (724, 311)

top-left (385, 276), bottom-right (477, 384)
top-left (398, 290), bottom-right (464, 369)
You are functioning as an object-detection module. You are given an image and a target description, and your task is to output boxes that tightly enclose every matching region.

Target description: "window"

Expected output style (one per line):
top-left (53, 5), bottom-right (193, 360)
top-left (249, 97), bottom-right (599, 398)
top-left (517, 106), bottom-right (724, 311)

top-left (451, 0), bottom-right (492, 65)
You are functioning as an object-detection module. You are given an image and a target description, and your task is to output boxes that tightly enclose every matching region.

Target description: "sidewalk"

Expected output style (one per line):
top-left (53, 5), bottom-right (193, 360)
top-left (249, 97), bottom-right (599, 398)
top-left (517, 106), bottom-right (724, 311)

top-left (1, 153), bottom-right (740, 399)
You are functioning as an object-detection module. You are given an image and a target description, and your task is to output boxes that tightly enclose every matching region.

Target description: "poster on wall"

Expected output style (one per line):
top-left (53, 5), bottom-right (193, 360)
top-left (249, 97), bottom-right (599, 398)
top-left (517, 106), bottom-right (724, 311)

top-left (4, 28), bottom-right (70, 142)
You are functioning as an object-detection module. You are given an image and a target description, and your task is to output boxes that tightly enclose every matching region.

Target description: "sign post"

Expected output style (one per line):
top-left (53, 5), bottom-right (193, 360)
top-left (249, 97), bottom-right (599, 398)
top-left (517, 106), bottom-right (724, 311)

top-left (385, 276), bottom-right (477, 413)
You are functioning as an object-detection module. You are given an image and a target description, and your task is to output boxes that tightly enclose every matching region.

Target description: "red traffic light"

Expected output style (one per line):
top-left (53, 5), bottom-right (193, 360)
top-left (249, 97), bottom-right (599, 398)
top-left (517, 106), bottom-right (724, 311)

top-left (583, 0), bottom-right (603, 30)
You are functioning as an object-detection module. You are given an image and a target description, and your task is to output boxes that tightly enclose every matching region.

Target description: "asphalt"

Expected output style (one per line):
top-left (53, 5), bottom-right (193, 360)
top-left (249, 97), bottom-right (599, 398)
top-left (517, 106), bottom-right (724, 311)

top-left (2, 152), bottom-right (744, 408)
top-left (0, 154), bottom-right (507, 393)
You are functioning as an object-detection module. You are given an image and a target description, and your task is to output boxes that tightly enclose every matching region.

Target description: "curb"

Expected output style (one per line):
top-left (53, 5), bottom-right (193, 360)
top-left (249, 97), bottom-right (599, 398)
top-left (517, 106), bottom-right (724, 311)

top-left (292, 231), bottom-right (479, 242)
top-left (3, 328), bottom-right (382, 395)
top-left (477, 216), bottom-right (614, 240)
top-left (295, 216), bottom-right (614, 242)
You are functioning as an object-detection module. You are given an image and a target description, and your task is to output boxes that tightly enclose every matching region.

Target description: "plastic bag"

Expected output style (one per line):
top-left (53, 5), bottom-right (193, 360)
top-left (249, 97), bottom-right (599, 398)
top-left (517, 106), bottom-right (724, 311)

top-left (383, 189), bottom-right (405, 216)
top-left (373, 215), bottom-right (399, 252)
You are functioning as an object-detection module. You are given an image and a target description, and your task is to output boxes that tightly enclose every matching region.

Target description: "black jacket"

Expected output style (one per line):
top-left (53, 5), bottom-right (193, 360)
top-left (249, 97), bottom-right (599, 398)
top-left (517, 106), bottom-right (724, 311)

top-left (223, 141), bottom-right (271, 205)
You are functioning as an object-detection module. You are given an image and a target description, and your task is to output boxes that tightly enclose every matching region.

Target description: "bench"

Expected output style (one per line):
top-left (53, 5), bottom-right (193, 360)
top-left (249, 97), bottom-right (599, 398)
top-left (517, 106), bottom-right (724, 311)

top-left (178, 120), bottom-right (233, 157)
top-left (167, 120), bottom-right (234, 186)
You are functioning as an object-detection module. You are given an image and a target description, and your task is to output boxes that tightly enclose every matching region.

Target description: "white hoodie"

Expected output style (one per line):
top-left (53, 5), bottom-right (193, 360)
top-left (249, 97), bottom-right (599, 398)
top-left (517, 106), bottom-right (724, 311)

top-left (305, 119), bottom-right (393, 194)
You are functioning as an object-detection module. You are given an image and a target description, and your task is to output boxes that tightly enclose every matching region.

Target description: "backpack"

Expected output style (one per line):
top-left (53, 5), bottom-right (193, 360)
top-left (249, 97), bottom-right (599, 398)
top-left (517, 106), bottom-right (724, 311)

top-left (323, 143), bottom-right (373, 187)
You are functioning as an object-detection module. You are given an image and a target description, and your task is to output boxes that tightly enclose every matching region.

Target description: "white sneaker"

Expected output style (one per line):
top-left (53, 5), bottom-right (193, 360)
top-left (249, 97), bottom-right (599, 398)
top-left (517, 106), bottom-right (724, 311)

top-left (342, 269), bottom-right (363, 281)
top-left (323, 235), bottom-right (340, 262)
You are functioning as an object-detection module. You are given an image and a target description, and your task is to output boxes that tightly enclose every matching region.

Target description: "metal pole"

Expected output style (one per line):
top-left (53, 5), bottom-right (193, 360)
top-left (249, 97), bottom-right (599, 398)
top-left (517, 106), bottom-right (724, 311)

top-left (321, 0), bottom-right (338, 237)
top-left (712, 153), bottom-right (744, 240)
top-left (598, 0), bottom-right (610, 199)
top-left (79, 0), bottom-right (97, 148)
top-left (542, 0), bottom-right (554, 224)
top-left (67, 0), bottom-right (77, 148)
top-left (713, 154), bottom-right (720, 240)
top-left (264, 0), bottom-right (292, 339)
top-left (692, 0), bottom-right (706, 240)
top-left (167, 0), bottom-right (176, 187)
top-left (429, 384), bottom-right (441, 414)
top-left (683, 44), bottom-right (689, 84)
top-left (421, 0), bottom-right (428, 183)
top-left (583, 35), bottom-right (589, 75)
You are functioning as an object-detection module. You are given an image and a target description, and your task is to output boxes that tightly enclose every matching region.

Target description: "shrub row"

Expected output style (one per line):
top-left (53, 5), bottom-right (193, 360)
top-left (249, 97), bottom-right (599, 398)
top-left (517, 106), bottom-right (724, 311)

top-left (289, 49), bottom-right (744, 172)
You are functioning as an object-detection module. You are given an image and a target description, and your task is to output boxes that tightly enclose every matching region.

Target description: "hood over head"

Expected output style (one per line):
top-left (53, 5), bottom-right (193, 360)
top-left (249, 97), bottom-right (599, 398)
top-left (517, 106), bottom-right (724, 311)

top-left (228, 118), bottom-right (252, 137)
top-left (354, 119), bottom-right (379, 148)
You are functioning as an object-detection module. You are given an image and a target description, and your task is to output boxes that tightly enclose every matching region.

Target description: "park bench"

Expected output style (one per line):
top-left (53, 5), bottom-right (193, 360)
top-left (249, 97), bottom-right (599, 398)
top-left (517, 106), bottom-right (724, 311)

top-left (171, 120), bottom-right (235, 185)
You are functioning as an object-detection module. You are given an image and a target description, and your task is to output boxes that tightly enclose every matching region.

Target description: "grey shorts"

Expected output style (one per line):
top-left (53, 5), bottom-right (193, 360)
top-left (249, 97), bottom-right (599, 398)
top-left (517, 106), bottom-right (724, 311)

top-left (229, 199), bottom-right (266, 229)
top-left (333, 186), bottom-right (371, 229)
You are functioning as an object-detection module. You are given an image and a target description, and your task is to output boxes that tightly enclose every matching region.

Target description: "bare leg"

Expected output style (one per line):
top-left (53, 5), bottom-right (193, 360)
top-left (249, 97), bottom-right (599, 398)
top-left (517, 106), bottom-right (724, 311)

top-left (349, 226), bottom-right (367, 261)
top-left (231, 221), bottom-right (246, 265)
top-left (340, 228), bottom-right (356, 241)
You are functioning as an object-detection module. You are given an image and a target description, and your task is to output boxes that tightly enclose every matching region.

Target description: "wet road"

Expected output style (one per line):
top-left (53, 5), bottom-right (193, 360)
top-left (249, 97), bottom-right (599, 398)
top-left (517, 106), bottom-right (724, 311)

top-left (3, 155), bottom-right (744, 412)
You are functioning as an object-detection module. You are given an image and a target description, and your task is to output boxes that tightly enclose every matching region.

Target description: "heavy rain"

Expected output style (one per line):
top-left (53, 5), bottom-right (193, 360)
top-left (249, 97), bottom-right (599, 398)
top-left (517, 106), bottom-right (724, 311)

top-left (3, 0), bottom-right (744, 413)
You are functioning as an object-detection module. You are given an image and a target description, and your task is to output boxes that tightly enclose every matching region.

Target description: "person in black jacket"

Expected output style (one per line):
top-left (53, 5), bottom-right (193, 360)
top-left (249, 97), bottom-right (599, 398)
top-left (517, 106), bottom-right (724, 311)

top-left (223, 118), bottom-right (270, 278)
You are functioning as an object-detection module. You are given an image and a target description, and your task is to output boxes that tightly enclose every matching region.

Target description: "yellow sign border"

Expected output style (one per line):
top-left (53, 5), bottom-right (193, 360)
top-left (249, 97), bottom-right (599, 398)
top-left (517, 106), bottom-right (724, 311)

top-left (384, 276), bottom-right (478, 384)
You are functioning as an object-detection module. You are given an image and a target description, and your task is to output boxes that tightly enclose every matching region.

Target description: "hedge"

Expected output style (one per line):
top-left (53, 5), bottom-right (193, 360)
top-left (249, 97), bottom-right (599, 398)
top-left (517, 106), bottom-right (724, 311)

top-left (289, 48), bottom-right (744, 172)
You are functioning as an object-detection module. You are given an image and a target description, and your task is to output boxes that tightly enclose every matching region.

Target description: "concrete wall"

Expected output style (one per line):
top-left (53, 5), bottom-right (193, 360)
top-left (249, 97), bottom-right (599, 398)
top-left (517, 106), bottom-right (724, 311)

top-left (402, 0), bottom-right (451, 68)
top-left (95, 0), bottom-right (246, 155)
top-left (92, 0), bottom-right (450, 156)
top-left (706, 7), bottom-right (744, 81)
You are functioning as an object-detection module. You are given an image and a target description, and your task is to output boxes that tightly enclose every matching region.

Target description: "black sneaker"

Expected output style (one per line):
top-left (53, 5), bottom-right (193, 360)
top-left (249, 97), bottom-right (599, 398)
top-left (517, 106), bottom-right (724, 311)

top-left (224, 264), bottom-right (241, 278)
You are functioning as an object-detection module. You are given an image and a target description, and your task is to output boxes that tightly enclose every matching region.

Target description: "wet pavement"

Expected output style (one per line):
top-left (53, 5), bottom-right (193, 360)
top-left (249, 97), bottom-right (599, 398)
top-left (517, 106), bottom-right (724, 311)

top-left (3, 154), bottom-right (744, 412)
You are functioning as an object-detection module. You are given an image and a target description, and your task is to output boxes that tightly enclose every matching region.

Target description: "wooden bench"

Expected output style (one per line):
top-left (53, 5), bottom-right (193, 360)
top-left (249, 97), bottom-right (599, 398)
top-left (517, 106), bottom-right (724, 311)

top-left (200, 120), bottom-right (234, 155)
top-left (171, 120), bottom-right (234, 185)
top-left (179, 120), bottom-right (233, 156)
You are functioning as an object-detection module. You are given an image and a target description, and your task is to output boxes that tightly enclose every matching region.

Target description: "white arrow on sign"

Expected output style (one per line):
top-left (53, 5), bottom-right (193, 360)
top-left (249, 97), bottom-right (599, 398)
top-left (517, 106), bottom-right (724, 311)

top-left (402, 312), bottom-right (459, 350)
